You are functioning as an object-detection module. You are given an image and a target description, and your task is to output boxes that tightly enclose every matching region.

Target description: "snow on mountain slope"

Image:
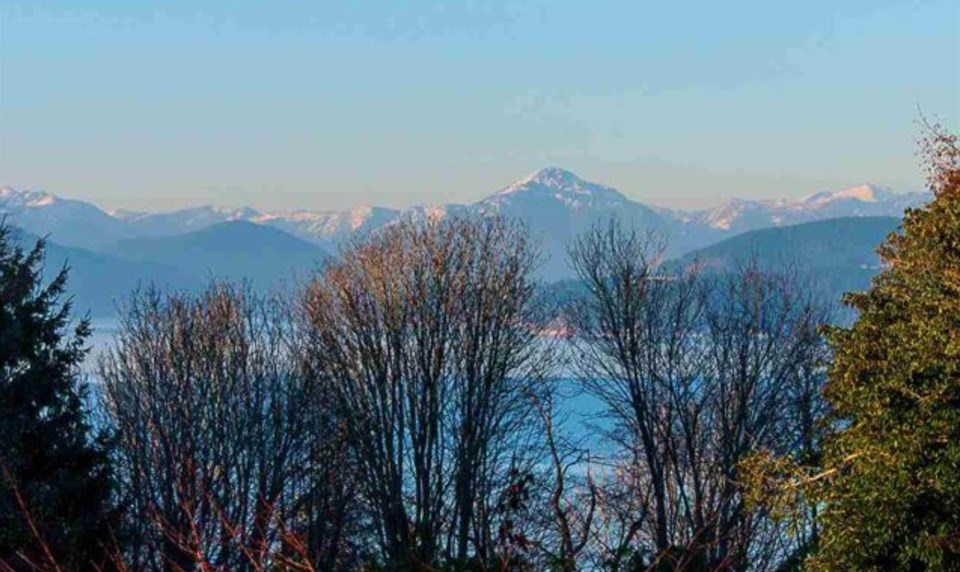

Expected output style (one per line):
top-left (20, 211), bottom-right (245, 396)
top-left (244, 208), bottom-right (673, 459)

top-left (111, 203), bottom-right (406, 250)
top-left (490, 167), bottom-right (629, 207)
top-left (112, 205), bottom-right (263, 238)
top-left (677, 184), bottom-right (928, 235)
top-left (0, 174), bottom-right (930, 281)
top-left (255, 205), bottom-right (402, 250)
top-left (802, 183), bottom-right (893, 206)
top-left (477, 167), bottom-right (672, 277)
top-left (0, 186), bottom-right (132, 250)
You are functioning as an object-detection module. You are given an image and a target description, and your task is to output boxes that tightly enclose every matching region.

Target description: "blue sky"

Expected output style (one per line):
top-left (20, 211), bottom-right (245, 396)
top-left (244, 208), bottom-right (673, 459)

top-left (1, 1), bottom-right (957, 211)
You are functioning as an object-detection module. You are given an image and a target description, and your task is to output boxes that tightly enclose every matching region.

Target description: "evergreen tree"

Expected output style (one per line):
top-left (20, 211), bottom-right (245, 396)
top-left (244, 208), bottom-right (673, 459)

top-left (810, 124), bottom-right (960, 570)
top-left (0, 224), bottom-right (116, 570)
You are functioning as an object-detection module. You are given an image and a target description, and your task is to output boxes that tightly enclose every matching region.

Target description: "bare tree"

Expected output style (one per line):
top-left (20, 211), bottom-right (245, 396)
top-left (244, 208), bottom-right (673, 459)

top-left (568, 221), bottom-right (829, 571)
top-left (694, 264), bottom-right (829, 570)
top-left (99, 284), bottom-right (357, 571)
top-left (300, 215), bottom-right (552, 568)
top-left (86, 216), bottom-right (829, 572)
top-left (568, 221), bottom-right (704, 565)
top-left (526, 390), bottom-right (597, 572)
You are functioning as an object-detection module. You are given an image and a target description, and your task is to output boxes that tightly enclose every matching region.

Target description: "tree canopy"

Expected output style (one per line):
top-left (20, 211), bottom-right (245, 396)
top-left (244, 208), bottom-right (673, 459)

top-left (0, 224), bottom-right (115, 570)
top-left (809, 125), bottom-right (960, 570)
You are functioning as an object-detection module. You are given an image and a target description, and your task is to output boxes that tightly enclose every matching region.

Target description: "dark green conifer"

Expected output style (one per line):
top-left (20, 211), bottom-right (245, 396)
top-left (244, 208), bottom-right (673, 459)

top-left (0, 224), bottom-right (116, 570)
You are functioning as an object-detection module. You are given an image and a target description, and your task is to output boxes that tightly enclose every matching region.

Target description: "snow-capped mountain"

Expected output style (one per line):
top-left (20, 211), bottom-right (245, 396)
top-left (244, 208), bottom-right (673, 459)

top-left (112, 205), bottom-right (264, 238)
top-left (674, 184), bottom-right (927, 235)
top-left (476, 168), bottom-right (672, 277)
top-left (487, 167), bottom-right (632, 209)
top-left (802, 183), bottom-right (893, 206)
top-left (0, 186), bottom-right (132, 250)
top-left (0, 172), bottom-right (930, 280)
top-left (254, 205), bottom-right (403, 250)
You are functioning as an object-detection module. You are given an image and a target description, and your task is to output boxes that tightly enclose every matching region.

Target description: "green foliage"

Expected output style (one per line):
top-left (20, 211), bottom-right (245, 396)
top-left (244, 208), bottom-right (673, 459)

top-left (0, 224), bottom-right (116, 570)
top-left (810, 126), bottom-right (960, 571)
top-left (600, 545), bottom-right (718, 572)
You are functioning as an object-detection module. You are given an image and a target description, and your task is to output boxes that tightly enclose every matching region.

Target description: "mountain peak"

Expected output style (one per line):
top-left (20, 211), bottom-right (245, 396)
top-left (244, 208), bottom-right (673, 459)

top-left (498, 167), bottom-right (588, 194)
top-left (494, 167), bottom-right (628, 204)
top-left (522, 166), bottom-right (583, 186)
top-left (0, 187), bottom-right (59, 208)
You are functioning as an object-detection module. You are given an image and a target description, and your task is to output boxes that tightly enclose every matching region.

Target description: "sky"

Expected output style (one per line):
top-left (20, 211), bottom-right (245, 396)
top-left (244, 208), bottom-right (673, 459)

top-left (1, 1), bottom-right (958, 212)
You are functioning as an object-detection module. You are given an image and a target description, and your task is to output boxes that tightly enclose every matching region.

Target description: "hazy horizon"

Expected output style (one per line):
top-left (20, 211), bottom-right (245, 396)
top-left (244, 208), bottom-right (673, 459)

top-left (0, 167), bottom-right (929, 215)
top-left (2, 1), bottom-right (958, 212)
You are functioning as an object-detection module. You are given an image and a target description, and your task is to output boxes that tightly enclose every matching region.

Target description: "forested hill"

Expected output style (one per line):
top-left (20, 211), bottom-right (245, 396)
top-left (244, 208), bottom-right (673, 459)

top-left (9, 228), bottom-right (199, 316)
top-left (540, 216), bottom-right (903, 315)
top-left (674, 216), bottom-right (901, 304)
top-left (8, 222), bottom-right (328, 316)
top-left (106, 220), bottom-right (329, 289)
top-left (8, 215), bottom-right (902, 319)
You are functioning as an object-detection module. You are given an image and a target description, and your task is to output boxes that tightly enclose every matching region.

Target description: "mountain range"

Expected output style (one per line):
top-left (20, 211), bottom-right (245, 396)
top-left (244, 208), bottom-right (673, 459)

top-left (1, 168), bottom-right (927, 315)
